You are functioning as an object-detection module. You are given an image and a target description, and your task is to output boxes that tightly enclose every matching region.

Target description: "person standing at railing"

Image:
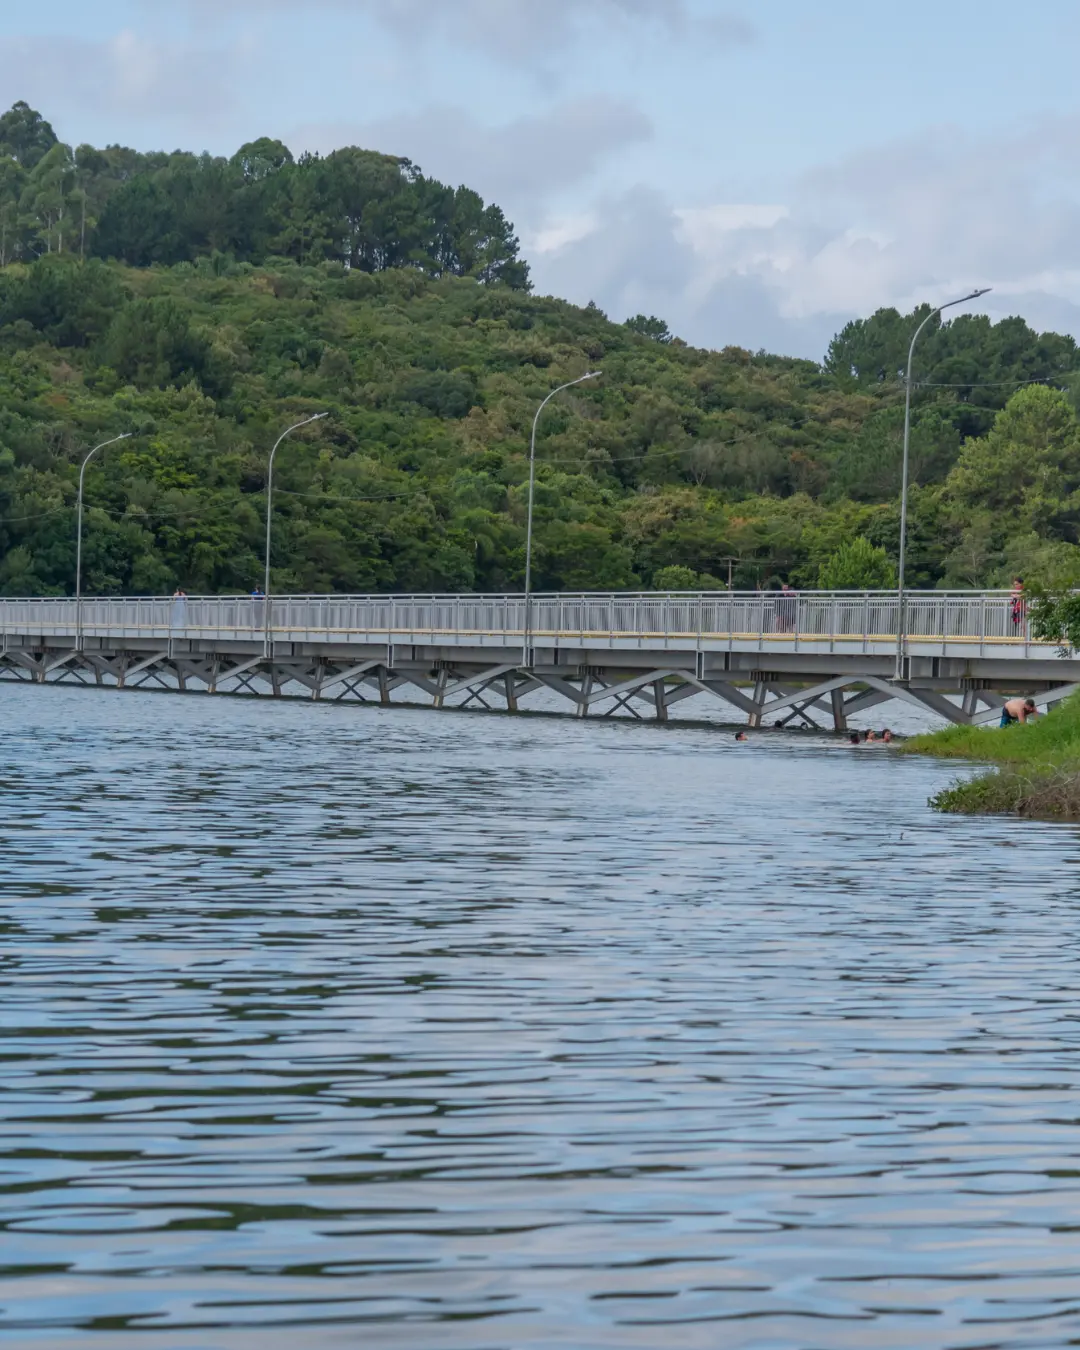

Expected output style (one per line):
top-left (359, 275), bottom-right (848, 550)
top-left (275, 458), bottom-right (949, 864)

top-left (1010, 577), bottom-right (1026, 631)
top-left (170, 588), bottom-right (187, 631)
top-left (777, 582), bottom-right (797, 634)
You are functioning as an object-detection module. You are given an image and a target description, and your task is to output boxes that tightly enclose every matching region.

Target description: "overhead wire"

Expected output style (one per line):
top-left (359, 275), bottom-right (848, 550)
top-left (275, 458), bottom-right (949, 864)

top-left (912, 375), bottom-right (1062, 388)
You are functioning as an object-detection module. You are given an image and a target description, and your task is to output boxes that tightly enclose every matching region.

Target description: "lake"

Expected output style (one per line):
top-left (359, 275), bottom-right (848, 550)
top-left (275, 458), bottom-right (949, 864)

top-left (3, 683), bottom-right (1080, 1349)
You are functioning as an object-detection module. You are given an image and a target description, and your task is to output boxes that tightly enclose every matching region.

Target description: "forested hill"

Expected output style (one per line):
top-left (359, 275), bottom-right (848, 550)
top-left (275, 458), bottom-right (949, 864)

top-left (0, 101), bottom-right (527, 285)
top-left (2, 99), bottom-right (1080, 597)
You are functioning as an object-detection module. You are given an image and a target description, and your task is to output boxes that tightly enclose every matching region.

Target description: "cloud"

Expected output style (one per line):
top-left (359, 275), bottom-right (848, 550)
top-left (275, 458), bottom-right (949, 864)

top-left (175, 0), bottom-right (755, 67)
top-left (0, 30), bottom-right (248, 130)
top-left (359, 0), bottom-right (756, 64)
top-left (530, 118), bottom-right (1080, 359)
top-left (530, 188), bottom-right (846, 356)
top-left (293, 96), bottom-right (653, 216)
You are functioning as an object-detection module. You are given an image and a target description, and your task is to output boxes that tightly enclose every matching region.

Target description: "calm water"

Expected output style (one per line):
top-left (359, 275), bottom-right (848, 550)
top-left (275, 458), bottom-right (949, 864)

top-left (3, 685), bottom-right (1080, 1350)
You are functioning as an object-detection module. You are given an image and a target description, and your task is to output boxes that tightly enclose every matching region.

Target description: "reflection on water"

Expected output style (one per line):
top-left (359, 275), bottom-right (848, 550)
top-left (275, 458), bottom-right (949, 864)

top-left (2, 684), bottom-right (1080, 1349)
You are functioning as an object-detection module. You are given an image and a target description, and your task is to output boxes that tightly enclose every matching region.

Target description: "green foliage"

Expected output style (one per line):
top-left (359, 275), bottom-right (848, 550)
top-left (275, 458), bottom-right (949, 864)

top-left (1, 103), bottom-right (1080, 600)
top-left (817, 536), bottom-right (896, 589)
top-left (826, 306), bottom-right (1078, 412)
top-left (938, 386), bottom-right (1080, 583)
top-left (624, 314), bottom-right (672, 343)
top-left (0, 101), bottom-right (57, 170)
top-left (908, 693), bottom-right (1080, 819)
top-left (928, 769), bottom-right (1074, 817)
top-left (652, 564), bottom-right (725, 590)
top-left (1030, 590), bottom-right (1080, 651)
top-left (0, 255), bottom-right (122, 346)
top-left (0, 101), bottom-right (527, 289)
top-left (906, 691), bottom-right (1080, 766)
top-left (0, 254), bottom-right (1074, 599)
top-left (945, 385), bottom-right (1080, 524)
top-left (101, 298), bottom-right (218, 393)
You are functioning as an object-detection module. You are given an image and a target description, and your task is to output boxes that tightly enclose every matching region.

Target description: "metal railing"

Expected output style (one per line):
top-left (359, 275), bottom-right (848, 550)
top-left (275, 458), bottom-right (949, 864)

top-left (0, 590), bottom-right (1042, 647)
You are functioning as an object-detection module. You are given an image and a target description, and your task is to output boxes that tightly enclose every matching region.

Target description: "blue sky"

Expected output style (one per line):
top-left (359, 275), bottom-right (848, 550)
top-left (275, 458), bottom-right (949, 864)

top-left (6, 0), bottom-right (1080, 357)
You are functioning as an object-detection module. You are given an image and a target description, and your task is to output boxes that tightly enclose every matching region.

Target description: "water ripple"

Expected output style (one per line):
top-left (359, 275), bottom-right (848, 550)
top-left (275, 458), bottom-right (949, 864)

top-left (2, 684), bottom-right (1080, 1347)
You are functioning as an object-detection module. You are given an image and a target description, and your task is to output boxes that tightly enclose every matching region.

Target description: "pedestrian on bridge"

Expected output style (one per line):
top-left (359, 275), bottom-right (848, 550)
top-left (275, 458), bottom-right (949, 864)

top-left (777, 582), bottom-right (797, 634)
top-left (1010, 577), bottom-right (1026, 631)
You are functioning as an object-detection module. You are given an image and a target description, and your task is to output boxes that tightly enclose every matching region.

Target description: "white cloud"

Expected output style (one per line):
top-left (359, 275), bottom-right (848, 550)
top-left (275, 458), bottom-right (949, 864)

top-left (531, 187), bottom-right (843, 355)
top-left (530, 119), bottom-right (1080, 358)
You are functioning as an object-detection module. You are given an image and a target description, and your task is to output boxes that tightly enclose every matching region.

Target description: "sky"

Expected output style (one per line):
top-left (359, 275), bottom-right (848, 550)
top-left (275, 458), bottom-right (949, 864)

top-left (5, 0), bottom-right (1080, 359)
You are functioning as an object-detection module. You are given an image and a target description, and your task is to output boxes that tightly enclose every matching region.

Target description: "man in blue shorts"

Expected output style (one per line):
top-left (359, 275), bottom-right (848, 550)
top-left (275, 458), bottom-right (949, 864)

top-left (1000, 697), bottom-right (1037, 727)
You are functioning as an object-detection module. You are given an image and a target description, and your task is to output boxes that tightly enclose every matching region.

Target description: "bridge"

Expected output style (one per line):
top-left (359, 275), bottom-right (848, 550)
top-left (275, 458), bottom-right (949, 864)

top-left (0, 590), bottom-right (1076, 729)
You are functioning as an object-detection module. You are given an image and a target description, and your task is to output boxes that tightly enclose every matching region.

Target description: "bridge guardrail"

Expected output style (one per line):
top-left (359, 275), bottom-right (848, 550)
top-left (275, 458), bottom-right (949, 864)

top-left (0, 590), bottom-right (1039, 645)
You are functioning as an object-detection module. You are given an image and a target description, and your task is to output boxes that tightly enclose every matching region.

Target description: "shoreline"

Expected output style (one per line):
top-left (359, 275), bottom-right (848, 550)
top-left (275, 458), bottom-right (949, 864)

top-left (901, 697), bottom-right (1080, 819)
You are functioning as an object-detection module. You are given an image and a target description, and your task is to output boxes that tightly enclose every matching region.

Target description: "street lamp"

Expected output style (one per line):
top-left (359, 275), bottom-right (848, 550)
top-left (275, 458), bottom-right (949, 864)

top-left (75, 432), bottom-right (132, 650)
top-left (523, 371), bottom-right (601, 659)
top-left (263, 412), bottom-right (328, 655)
top-left (895, 287), bottom-right (991, 678)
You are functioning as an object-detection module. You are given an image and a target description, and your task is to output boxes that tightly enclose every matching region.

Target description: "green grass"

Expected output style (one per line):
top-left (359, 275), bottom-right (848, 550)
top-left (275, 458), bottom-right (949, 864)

top-left (903, 692), bottom-right (1080, 818)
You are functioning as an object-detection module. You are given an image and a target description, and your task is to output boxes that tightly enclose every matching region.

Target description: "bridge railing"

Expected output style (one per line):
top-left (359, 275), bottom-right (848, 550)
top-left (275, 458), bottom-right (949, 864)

top-left (0, 590), bottom-right (1036, 644)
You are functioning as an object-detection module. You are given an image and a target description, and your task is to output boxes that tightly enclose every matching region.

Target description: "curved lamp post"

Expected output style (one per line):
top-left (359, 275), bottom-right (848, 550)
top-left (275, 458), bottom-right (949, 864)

top-left (895, 287), bottom-right (991, 678)
top-left (75, 432), bottom-right (132, 650)
top-left (263, 412), bottom-right (328, 655)
top-left (523, 371), bottom-right (601, 659)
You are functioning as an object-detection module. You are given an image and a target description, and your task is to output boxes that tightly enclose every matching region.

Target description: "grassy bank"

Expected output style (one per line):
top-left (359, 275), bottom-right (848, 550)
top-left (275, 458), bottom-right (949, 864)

top-left (902, 694), bottom-right (1080, 818)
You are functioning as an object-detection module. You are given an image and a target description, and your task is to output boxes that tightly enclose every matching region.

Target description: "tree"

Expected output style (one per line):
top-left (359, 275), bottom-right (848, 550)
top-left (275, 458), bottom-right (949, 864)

top-left (652, 564), bottom-right (697, 589)
top-left (231, 137), bottom-right (293, 182)
top-left (93, 172), bottom-right (185, 265)
top-left (23, 142), bottom-right (78, 255)
top-left (0, 157), bottom-right (26, 264)
top-left (101, 297), bottom-right (216, 390)
top-left (945, 385), bottom-right (1080, 542)
top-left (652, 564), bottom-right (725, 590)
top-left (0, 101), bottom-right (57, 169)
top-left (825, 304), bottom-right (1078, 409)
top-left (817, 536), bottom-right (896, 589)
top-left (830, 405), bottom-right (963, 500)
top-left (624, 314), bottom-right (672, 343)
top-left (0, 255), bottom-right (125, 346)
top-left (4, 124), bottom-right (1080, 601)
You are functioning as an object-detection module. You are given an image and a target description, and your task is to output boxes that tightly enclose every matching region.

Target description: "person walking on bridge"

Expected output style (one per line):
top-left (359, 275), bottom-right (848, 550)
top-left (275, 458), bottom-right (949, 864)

top-left (1000, 696), bottom-right (1038, 727)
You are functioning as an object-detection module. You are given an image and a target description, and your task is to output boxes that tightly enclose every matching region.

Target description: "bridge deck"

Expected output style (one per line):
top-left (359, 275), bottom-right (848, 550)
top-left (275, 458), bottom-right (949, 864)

top-left (1, 590), bottom-right (1076, 728)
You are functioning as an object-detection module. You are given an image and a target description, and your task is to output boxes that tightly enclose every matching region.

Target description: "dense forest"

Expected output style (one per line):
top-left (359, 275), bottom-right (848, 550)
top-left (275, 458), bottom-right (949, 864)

top-left (0, 101), bottom-right (526, 285)
top-left (1, 101), bottom-right (1080, 597)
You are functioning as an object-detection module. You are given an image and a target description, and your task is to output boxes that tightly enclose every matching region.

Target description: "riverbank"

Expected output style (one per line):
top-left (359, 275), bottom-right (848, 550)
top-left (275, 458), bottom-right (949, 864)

top-left (902, 695), bottom-right (1080, 818)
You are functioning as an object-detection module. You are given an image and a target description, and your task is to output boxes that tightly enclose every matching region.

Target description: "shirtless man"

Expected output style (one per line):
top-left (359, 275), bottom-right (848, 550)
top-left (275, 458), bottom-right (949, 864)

top-left (1000, 697), bottom-right (1038, 726)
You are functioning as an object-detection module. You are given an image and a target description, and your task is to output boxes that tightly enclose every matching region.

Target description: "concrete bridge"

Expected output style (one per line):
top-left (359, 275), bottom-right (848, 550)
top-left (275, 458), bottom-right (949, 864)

top-left (0, 590), bottom-right (1076, 728)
